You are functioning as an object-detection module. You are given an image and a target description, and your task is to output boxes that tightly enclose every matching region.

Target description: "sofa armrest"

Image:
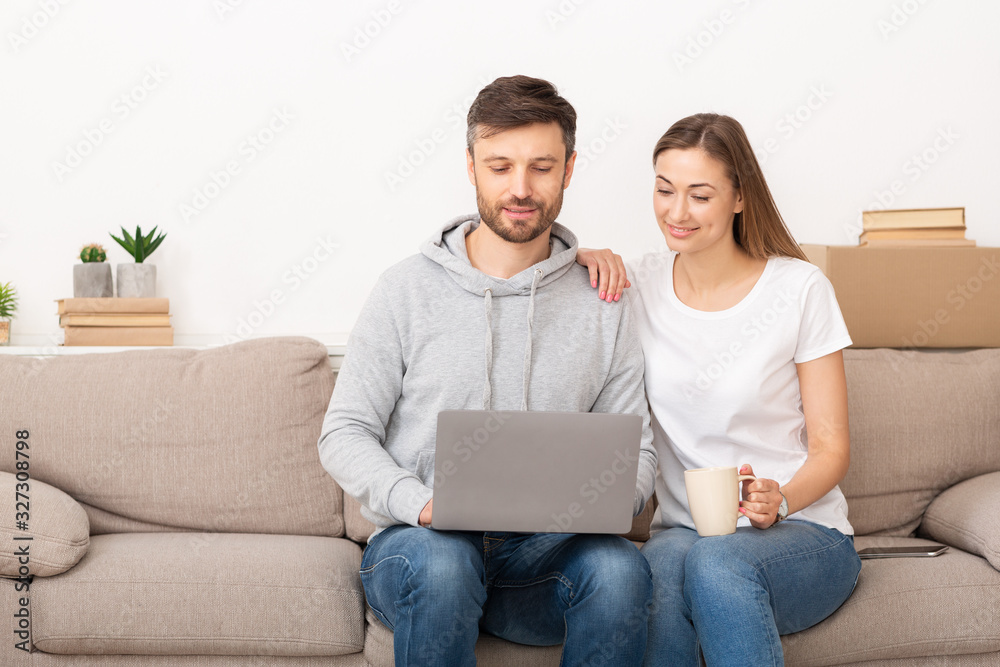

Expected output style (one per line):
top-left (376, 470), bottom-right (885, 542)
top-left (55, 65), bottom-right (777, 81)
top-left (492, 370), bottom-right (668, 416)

top-left (0, 472), bottom-right (90, 578)
top-left (920, 471), bottom-right (1000, 571)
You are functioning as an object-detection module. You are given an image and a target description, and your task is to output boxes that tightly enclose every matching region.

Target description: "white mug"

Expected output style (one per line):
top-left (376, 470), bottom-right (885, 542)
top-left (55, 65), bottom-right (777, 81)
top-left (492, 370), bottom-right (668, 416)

top-left (684, 466), bottom-right (756, 537)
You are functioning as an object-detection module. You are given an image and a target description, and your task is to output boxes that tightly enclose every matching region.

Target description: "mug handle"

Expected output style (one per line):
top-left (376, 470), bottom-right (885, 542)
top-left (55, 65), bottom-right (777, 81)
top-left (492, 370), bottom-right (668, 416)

top-left (737, 474), bottom-right (756, 504)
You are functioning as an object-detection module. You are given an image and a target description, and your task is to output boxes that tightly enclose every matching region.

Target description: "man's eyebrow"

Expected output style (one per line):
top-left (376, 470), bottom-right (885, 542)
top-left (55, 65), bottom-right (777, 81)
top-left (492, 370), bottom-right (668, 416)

top-left (482, 154), bottom-right (560, 163)
top-left (655, 175), bottom-right (716, 190)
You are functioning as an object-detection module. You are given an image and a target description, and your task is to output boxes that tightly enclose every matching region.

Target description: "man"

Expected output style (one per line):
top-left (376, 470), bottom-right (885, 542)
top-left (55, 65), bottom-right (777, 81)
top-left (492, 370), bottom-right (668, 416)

top-left (318, 75), bottom-right (655, 666)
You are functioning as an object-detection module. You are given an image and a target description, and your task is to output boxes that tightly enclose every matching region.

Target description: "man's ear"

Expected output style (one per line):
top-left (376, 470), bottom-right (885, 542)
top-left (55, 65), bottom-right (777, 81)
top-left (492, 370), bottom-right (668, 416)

top-left (466, 148), bottom-right (477, 186)
top-left (562, 151), bottom-right (578, 189)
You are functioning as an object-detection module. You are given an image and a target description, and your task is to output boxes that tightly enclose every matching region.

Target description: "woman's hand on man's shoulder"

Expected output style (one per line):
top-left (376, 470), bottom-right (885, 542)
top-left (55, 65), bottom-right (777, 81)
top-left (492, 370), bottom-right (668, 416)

top-left (576, 247), bottom-right (631, 303)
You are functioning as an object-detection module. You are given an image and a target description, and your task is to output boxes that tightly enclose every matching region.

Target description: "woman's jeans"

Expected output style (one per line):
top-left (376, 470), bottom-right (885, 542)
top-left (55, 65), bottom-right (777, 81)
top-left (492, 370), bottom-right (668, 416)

top-left (361, 524), bottom-right (653, 666)
top-left (640, 522), bottom-right (861, 666)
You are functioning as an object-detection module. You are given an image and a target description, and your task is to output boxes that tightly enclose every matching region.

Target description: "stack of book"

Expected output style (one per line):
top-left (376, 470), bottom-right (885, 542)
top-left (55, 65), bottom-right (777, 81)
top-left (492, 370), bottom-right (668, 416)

top-left (859, 207), bottom-right (974, 247)
top-left (57, 298), bottom-right (173, 346)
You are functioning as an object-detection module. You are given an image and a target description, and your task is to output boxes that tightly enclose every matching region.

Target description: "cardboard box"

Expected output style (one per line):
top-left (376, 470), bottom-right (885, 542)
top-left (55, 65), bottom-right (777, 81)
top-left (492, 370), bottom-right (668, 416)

top-left (801, 245), bottom-right (1000, 348)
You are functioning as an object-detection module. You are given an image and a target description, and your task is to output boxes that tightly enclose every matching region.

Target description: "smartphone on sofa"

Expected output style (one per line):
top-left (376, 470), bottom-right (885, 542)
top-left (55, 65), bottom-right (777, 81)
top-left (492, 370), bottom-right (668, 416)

top-left (857, 545), bottom-right (949, 559)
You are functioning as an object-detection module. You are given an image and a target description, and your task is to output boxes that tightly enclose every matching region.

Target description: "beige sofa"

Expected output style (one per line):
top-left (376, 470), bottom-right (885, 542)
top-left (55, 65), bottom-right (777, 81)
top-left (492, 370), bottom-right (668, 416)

top-left (0, 337), bottom-right (997, 665)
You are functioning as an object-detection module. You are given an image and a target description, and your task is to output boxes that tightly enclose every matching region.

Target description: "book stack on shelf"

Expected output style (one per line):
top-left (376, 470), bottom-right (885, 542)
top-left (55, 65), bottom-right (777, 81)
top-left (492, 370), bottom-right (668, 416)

top-left (859, 207), bottom-right (974, 247)
top-left (57, 298), bottom-right (173, 346)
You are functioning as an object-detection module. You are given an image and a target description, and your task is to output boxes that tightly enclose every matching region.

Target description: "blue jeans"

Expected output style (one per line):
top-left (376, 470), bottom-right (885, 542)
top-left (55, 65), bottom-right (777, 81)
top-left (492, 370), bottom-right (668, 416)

top-left (640, 522), bottom-right (860, 667)
top-left (360, 524), bottom-right (653, 666)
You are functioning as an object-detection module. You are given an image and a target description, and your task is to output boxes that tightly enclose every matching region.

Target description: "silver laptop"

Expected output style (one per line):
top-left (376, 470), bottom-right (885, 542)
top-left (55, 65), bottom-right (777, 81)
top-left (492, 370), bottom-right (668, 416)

top-left (432, 410), bottom-right (641, 533)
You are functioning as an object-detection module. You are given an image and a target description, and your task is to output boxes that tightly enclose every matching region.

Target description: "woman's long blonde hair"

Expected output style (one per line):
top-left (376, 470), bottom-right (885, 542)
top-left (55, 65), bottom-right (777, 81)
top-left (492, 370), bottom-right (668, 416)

top-left (653, 113), bottom-right (807, 261)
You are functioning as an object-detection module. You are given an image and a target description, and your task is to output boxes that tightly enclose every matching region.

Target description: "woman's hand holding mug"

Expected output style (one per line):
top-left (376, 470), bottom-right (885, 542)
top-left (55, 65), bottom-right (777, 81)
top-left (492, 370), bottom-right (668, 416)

top-left (738, 464), bottom-right (784, 529)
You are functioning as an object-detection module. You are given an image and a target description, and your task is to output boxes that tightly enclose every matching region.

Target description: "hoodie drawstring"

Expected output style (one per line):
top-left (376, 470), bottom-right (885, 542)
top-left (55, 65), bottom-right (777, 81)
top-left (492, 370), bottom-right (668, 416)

top-left (521, 269), bottom-right (542, 411)
top-left (482, 288), bottom-right (494, 410)
top-left (481, 269), bottom-right (542, 411)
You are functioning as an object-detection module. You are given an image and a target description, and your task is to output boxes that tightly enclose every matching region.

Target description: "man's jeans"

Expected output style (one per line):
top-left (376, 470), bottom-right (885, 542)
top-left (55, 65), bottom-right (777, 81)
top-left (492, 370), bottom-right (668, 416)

top-left (361, 524), bottom-right (653, 666)
top-left (640, 522), bottom-right (861, 666)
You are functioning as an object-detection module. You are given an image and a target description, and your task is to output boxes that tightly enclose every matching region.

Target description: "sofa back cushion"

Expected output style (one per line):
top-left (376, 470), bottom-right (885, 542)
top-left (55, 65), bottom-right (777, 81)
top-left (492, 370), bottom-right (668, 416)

top-left (0, 471), bottom-right (90, 577)
top-left (841, 348), bottom-right (1000, 536)
top-left (0, 337), bottom-right (343, 537)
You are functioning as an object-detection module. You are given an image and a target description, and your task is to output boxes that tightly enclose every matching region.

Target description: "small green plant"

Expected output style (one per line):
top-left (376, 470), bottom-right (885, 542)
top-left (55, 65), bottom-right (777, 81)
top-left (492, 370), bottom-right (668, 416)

top-left (110, 226), bottom-right (166, 263)
top-left (0, 282), bottom-right (18, 320)
top-left (79, 243), bottom-right (107, 263)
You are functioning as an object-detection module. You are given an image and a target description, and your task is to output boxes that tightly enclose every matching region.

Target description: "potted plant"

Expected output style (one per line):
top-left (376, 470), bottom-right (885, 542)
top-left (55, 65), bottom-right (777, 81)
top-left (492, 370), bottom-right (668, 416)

top-left (73, 243), bottom-right (113, 298)
top-left (110, 226), bottom-right (166, 298)
top-left (0, 281), bottom-right (18, 346)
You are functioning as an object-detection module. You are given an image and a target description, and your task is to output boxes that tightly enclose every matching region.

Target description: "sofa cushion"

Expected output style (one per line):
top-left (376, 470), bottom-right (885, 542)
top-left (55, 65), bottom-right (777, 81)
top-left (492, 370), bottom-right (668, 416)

top-left (921, 472), bottom-right (1000, 572)
top-left (363, 607), bottom-right (563, 667)
top-left (0, 337), bottom-right (344, 537)
top-left (0, 472), bottom-right (89, 578)
top-left (32, 532), bottom-right (365, 656)
top-left (30, 655), bottom-right (368, 666)
top-left (780, 537), bottom-right (1000, 666)
top-left (343, 492), bottom-right (377, 544)
top-left (841, 349), bottom-right (1000, 536)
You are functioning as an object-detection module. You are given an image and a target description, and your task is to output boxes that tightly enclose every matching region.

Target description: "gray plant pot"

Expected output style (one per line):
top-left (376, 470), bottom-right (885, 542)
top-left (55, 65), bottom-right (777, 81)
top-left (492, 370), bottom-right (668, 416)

top-left (73, 263), bottom-right (113, 298)
top-left (116, 264), bottom-right (156, 298)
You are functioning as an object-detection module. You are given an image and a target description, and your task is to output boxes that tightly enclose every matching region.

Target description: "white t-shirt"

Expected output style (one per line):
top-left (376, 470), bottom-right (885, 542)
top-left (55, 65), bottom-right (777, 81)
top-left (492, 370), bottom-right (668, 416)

top-left (628, 251), bottom-right (855, 536)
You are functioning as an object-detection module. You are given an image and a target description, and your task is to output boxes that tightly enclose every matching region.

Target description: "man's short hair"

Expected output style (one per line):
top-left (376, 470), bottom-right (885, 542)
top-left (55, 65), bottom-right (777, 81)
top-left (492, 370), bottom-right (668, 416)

top-left (466, 75), bottom-right (577, 162)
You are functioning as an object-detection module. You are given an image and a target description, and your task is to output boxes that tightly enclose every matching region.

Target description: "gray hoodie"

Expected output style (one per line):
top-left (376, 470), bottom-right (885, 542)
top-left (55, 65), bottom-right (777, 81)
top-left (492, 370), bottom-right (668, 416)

top-left (318, 215), bottom-right (656, 539)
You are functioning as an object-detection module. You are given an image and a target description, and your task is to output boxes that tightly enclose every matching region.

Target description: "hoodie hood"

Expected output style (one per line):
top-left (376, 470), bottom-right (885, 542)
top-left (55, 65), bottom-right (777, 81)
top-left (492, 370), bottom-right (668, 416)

top-left (420, 214), bottom-right (579, 296)
top-left (419, 214), bottom-right (580, 411)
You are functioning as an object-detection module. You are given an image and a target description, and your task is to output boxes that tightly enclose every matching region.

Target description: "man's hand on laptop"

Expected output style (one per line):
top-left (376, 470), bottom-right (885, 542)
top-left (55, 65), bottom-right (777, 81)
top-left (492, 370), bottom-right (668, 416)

top-left (419, 499), bottom-right (433, 528)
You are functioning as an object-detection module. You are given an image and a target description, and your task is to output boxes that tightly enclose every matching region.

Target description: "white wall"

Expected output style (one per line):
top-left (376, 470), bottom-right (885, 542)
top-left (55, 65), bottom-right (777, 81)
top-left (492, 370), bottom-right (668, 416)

top-left (2, 0), bottom-right (996, 346)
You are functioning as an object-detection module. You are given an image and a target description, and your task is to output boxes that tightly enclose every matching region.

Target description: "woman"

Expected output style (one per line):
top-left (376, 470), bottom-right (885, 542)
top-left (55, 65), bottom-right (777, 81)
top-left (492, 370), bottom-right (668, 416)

top-left (578, 113), bottom-right (861, 666)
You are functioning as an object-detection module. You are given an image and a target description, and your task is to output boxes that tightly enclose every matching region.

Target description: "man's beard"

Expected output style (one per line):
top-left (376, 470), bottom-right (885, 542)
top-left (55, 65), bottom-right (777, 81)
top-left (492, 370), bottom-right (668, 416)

top-left (476, 187), bottom-right (564, 244)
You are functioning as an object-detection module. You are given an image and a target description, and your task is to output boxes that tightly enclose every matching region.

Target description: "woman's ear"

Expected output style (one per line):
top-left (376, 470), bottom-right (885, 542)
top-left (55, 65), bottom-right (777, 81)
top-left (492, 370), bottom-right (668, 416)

top-left (733, 189), bottom-right (744, 214)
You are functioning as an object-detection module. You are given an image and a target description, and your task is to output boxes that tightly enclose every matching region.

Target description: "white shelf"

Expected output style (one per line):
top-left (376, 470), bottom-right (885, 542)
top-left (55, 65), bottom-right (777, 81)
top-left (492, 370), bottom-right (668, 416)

top-left (0, 344), bottom-right (346, 355)
top-left (0, 335), bottom-right (349, 368)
